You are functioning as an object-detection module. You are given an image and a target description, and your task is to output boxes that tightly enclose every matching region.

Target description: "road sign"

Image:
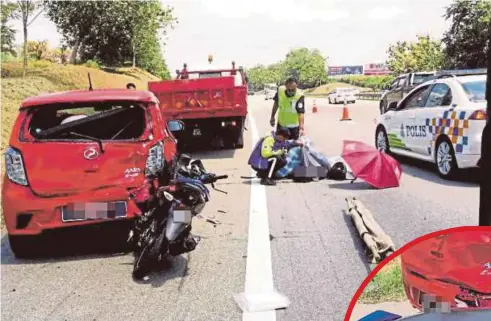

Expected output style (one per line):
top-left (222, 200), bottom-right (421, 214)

top-left (364, 63), bottom-right (391, 75)
top-left (328, 65), bottom-right (363, 76)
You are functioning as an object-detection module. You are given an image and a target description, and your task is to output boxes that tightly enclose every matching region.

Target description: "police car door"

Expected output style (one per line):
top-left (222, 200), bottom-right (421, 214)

top-left (414, 83), bottom-right (454, 156)
top-left (391, 84), bottom-right (432, 152)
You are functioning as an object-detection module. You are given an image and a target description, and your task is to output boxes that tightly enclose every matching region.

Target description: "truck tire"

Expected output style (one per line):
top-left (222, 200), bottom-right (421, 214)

top-left (235, 130), bottom-right (244, 149)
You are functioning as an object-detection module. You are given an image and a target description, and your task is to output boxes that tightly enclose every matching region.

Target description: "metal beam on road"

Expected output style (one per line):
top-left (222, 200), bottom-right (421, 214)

top-left (480, 20), bottom-right (491, 226)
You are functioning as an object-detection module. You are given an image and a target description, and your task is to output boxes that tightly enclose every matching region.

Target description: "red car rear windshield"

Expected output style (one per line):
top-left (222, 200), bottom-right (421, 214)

top-left (24, 101), bottom-right (148, 141)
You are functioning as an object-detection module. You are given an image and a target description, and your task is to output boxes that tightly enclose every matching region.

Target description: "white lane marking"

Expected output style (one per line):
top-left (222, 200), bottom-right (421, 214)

top-left (242, 112), bottom-right (276, 321)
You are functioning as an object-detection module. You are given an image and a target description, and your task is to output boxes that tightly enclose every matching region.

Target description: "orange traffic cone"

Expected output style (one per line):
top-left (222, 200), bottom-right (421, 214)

top-left (340, 100), bottom-right (351, 121)
top-left (312, 100), bottom-right (318, 113)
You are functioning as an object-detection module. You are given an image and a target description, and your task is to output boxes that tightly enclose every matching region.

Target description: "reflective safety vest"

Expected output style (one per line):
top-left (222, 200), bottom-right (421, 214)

top-left (277, 86), bottom-right (304, 128)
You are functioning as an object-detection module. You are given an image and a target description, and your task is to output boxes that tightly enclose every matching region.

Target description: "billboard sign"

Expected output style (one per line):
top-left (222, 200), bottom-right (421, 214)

top-left (364, 63), bottom-right (391, 75)
top-left (328, 65), bottom-right (364, 76)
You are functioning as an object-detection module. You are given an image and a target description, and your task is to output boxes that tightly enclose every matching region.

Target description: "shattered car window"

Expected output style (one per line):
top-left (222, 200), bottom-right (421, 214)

top-left (26, 101), bottom-right (147, 141)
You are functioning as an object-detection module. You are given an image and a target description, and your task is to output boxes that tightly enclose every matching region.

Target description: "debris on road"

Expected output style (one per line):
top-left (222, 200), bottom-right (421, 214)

top-left (346, 197), bottom-right (395, 264)
top-left (234, 290), bottom-right (290, 313)
top-left (196, 214), bottom-right (221, 226)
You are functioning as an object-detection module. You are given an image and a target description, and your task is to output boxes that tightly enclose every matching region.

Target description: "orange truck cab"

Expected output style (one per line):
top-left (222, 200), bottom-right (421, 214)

top-left (2, 89), bottom-right (183, 258)
top-left (148, 61), bottom-right (248, 150)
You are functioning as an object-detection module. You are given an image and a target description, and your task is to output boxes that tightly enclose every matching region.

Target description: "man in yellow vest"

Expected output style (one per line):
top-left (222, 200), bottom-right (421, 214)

top-left (269, 77), bottom-right (305, 140)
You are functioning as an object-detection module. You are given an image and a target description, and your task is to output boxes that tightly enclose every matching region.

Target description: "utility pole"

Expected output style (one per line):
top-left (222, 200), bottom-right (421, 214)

top-left (479, 20), bottom-right (491, 226)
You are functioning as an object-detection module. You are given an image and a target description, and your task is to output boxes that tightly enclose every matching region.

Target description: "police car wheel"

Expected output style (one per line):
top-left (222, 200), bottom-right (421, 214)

top-left (375, 127), bottom-right (390, 153)
top-left (435, 139), bottom-right (458, 179)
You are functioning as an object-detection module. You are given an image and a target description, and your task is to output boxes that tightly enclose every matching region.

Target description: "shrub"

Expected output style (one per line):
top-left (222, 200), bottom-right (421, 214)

top-left (84, 60), bottom-right (100, 69)
top-left (0, 52), bottom-right (18, 63)
top-left (30, 60), bottom-right (52, 69)
top-left (339, 75), bottom-right (395, 90)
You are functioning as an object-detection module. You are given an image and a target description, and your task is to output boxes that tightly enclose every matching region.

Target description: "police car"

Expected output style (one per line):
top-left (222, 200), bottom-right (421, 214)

top-left (375, 69), bottom-right (487, 179)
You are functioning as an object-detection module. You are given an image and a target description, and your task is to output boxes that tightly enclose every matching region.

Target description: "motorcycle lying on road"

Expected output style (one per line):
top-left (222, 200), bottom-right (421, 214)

top-left (127, 154), bottom-right (227, 280)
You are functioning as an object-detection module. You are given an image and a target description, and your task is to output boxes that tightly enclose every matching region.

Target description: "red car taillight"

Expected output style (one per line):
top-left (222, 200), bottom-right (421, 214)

top-left (469, 110), bottom-right (486, 120)
top-left (4, 146), bottom-right (28, 186)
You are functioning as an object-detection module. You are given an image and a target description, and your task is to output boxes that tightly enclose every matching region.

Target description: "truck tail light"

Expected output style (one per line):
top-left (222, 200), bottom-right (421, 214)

top-left (145, 142), bottom-right (164, 177)
top-left (5, 147), bottom-right (28, 186)
top-left (469, 110), bottom-right (486, 120)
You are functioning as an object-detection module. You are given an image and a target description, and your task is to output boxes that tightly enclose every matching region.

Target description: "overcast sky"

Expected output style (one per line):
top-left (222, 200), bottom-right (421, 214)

top-left (11, 0), bottom-right (453, 73)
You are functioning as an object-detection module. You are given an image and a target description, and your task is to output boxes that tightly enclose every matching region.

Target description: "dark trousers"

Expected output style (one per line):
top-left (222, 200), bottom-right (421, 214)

top-left (257, 156), bottom-right (287, 178)
top-left (277, 124), bottom-right (300, 140)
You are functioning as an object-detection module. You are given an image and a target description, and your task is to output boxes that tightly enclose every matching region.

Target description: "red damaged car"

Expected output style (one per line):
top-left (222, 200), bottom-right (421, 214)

top-left (2, 89), bottom-right (184, 258)
top-left (401, 230), bottom-right (491, 311)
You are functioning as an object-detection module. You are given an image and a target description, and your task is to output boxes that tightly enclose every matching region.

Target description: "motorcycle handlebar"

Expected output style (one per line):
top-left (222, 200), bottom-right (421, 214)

top-left (200, 174), bottom-right (228, 184)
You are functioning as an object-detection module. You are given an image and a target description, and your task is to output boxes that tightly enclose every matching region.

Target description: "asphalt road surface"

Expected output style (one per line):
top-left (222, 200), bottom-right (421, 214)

top-left (1, 95), bottom-right (479, 321)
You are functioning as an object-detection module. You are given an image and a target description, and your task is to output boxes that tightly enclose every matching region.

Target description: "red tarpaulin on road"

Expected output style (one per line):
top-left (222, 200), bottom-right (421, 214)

top-left (341, 140), bottom-right (402, 189)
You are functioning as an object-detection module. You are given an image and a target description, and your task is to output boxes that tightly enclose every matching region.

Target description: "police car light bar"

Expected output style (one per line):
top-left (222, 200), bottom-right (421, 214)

top-left (435, 68), bottom-right (488, 79)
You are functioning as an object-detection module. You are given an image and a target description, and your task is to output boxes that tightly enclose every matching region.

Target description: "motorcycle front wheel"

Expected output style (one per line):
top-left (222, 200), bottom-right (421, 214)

top-left (132, 220), bottom-right (168, 280)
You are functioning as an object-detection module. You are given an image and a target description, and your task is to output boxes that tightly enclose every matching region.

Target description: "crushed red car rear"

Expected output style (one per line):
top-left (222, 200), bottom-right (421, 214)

top-left (401, 230), bottom-right (491, 311)
top-left (2, 89), bottom-right (180, 257)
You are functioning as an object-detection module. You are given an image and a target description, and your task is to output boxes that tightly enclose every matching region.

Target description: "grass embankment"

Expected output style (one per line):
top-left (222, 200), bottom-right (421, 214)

top-left (1, 60), bottom-right (160, 152)
top-left (305, 82), bottom-right (370, 95)
top-left (358, 257), bottom-right (406, 304)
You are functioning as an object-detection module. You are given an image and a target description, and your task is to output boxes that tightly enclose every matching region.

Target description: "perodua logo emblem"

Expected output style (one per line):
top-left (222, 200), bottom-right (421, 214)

top-left (84, 147), bottom-right (99, 160)
top-left (482, 262), bottom-right (491, 276)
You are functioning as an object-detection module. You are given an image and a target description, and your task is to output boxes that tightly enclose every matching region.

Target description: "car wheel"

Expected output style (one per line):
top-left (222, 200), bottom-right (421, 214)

top-left (8, 235), bottom-right (39, 259)
top-left (435, 138), bottom-right (458, 179)
top-left (328, 97), bottom-right (331, 104)
top-left (375, 127), bottom-right (390, 154)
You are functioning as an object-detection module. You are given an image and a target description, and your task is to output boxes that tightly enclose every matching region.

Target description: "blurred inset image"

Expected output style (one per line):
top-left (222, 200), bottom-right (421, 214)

top-left (347, 227), bottom-right (491, 321)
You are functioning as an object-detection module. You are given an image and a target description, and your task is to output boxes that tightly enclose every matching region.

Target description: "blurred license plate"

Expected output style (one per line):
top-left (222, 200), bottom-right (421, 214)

top-left (173, 210), bottom-right (192, 224)
top-left (479, 299), bottom-right (490, 307)
top-left (61, 202), bottom-right (127, 222)
top-left (193, 128), bottom-right (201, 136)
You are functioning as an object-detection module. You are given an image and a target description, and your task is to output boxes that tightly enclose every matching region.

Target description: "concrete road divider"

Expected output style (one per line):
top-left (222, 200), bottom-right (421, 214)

top-left (345, 197), bottom-right (395, 264)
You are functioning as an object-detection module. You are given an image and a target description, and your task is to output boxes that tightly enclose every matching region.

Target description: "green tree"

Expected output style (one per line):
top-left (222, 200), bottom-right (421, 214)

top-left (125, 0), bottom-right (176, 69)
top-left (246, 62), bottom-right (285, 90)
top-left (442, 0), bottom-right (491, 69)
top-left (17, 0), bottom-right (44, 77)
top-left (247, 65), bottom-right (268, 90)
top-left (44, 0), bottom-right (176, 77)
top-left (386, 35), bottom-right (444, 74)
top-left (1, 1), bottom-right (19, 55)
top-left (282, 48), bottom-right (328, 88)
